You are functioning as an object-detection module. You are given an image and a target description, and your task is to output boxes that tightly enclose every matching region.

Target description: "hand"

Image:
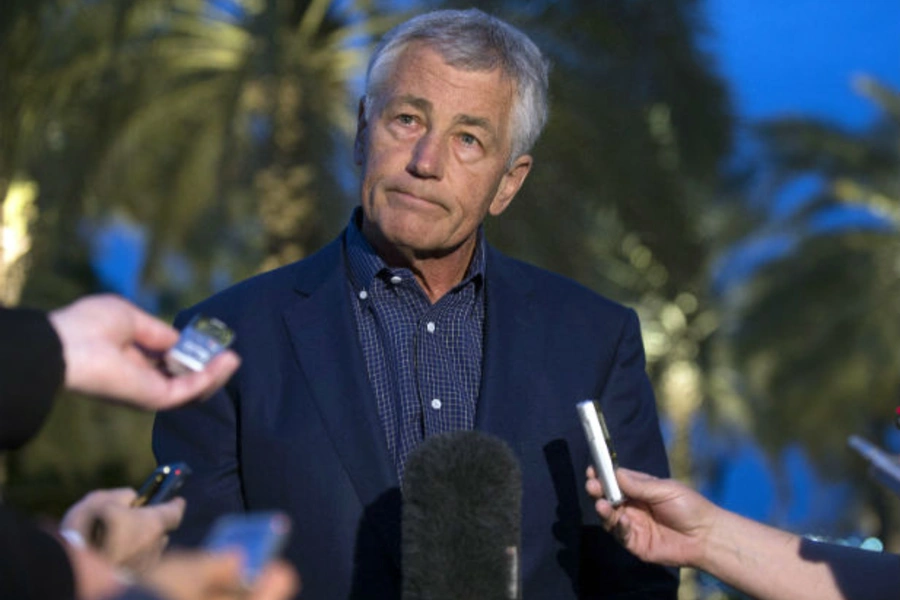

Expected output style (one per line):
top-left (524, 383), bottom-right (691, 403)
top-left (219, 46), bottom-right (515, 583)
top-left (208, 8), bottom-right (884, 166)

top-left (60, 488), bottom-right (185, 573)
top-left (141, 551), bottom-right (301, 600)
top-left (63, 544), bottom-right (127, 600)
top-left (585, 466), bottom-right (719, 568)
top-left (48, 294), bottom-right (240, 410)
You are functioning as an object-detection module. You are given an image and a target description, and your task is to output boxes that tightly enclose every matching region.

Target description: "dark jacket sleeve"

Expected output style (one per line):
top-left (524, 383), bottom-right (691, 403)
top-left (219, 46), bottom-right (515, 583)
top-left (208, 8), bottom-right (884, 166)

top-left (0, 307), bottom-right (65, 450)
top-left (0, 506), bottom-right (76, 600)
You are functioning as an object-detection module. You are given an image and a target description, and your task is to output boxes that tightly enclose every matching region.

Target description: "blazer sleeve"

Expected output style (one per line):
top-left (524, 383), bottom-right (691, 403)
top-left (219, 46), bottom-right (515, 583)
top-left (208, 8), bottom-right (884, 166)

top-left (599, 308), bottom-right (670, 478)
top-left (589, 308), bottom-right (678, 599)
top-left (152, 382), bottom-right (246, 547)
top-left (152, 310), bottom-right (246, 547)
top-left (0, 307), bottom-right (65, 451)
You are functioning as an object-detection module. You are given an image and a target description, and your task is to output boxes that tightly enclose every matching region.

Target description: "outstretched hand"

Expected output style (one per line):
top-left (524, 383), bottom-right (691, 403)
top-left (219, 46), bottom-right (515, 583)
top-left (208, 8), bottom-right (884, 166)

top-left (49, 295), bottom-right (240, 410)
top-left (586, 466), bottom-right (719, 568)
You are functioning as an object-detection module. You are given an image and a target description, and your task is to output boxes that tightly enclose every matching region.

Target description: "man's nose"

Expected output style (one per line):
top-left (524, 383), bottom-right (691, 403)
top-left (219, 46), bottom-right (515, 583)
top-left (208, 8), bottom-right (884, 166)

top-left (406, 132), bottom-right (445, 179)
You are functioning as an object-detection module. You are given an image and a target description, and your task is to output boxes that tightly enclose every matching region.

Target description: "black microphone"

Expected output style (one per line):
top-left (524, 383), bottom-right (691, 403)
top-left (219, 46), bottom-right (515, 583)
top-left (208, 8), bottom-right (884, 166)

top-left (401, 430), bottom-right (522, 600)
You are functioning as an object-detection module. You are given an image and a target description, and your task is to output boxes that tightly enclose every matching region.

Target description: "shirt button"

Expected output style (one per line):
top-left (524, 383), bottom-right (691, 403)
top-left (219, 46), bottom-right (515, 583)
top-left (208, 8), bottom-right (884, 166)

top-left (431, 398), bottom-right (442, 410)
top-left (390, 275), bottom-right (402, 284)
top-left (358, 290), bottom-right (368, 300)
top-left (426, 322), bottom-right (436, 333)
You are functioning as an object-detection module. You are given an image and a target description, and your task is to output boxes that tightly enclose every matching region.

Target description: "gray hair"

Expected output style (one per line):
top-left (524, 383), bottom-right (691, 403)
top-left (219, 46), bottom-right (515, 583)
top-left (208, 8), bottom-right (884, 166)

top-left (364, 8), bottom-right (550, 164)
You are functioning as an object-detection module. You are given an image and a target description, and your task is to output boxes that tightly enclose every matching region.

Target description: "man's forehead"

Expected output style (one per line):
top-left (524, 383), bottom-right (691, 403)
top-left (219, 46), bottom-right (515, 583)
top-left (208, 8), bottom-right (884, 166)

top-left (382, 48), bottom-right (513, 107)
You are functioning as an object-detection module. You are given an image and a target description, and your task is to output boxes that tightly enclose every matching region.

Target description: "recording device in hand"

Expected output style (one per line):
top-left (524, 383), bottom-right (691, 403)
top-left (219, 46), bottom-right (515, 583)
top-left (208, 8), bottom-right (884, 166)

top-left (202, 512), bottom-right (291, 587)
top-left (165, 314), bottom-right (235, 376)
top-left (402, 430), bottom-right (522, 600)
top-left (131, 462), bottom-right (192, 507)
top-left (576, 399), bottom-right (624, 506)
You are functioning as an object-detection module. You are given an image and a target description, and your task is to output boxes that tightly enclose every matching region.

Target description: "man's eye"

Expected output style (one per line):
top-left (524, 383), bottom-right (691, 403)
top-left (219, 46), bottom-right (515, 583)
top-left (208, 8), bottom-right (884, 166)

top-left (396, 114), bottom-right (416, 125)
top-left (459, 133), bottom-right (479, 146)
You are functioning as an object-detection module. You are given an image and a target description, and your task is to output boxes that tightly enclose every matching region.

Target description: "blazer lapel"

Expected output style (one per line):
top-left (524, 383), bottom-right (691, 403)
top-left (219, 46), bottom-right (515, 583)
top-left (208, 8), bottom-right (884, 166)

top-left (281, 237), bottom-right (399, 507)
top-left (476, 246), bottom-right (542, 448)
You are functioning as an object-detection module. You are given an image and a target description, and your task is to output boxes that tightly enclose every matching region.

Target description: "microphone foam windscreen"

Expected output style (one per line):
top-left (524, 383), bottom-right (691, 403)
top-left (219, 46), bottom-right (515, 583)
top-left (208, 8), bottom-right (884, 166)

top-left (402, 430), bottom-right (522, 600)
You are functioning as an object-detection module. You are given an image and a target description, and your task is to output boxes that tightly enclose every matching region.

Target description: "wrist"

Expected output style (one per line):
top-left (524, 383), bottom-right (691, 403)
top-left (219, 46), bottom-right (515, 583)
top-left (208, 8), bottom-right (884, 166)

top-left (684, 501), bottom-right (726, 572)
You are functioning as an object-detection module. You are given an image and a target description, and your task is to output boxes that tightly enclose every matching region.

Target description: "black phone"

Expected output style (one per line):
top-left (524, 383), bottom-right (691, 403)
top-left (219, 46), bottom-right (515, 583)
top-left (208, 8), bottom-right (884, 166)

top-left (131, 462), bottom-right (192, 507)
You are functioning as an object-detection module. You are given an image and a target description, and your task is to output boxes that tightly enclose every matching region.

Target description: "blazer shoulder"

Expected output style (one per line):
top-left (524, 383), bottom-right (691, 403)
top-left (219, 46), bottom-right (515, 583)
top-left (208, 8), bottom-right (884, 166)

top-left (177, 235), bottom-right (343, 327)
top-left (487, 246), bottom-right (635, 322)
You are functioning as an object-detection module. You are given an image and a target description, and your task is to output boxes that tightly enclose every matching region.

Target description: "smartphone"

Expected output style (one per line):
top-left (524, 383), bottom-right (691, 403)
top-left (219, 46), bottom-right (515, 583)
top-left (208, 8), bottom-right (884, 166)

top-left (576, 399), bottom-right (625, 506)
top-left (131, 462), bottom-right (192, 507)
top-left (165, 314), bottom-right (235, 376)
top-left (202, 512), bottom-right (292, 586)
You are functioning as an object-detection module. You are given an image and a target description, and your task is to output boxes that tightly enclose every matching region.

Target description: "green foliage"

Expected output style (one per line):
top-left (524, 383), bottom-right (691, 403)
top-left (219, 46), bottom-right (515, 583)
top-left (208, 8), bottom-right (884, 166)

top-left (2, 0), bottom-right (388, 514)
top-left (723, 80), bottom-right (900, 465)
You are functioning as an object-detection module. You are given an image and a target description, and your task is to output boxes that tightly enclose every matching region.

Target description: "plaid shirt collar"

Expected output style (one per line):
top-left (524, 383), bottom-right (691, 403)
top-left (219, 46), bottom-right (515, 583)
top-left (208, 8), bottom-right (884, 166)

top-left (344, 207), bottom-right (486, 294)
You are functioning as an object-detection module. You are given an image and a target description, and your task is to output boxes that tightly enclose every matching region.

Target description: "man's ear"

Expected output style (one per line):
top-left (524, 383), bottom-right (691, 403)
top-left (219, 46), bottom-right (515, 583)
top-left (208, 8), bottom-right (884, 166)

top-left (354, 96), bottom-right (367, 166)
top-left (489, 155), bottom-right (533, 216)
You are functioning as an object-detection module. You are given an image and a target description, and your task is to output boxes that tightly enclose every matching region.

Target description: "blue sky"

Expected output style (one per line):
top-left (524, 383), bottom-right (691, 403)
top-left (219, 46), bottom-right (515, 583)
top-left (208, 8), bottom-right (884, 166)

top-left (706, 0), bottom-right (900, 130)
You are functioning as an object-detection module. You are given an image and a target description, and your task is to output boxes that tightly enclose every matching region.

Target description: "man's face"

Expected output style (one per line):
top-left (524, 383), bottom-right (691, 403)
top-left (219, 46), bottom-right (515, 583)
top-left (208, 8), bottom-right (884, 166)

top-left (354, 44), bottom-right (532, 262)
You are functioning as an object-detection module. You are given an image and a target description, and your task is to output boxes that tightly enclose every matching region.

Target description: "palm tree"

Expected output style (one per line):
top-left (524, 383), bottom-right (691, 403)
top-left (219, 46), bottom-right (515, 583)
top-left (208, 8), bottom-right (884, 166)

top-left (719, 77), bottom-right (900, 546)
top-left (1, 0), bottom-right (392, 514)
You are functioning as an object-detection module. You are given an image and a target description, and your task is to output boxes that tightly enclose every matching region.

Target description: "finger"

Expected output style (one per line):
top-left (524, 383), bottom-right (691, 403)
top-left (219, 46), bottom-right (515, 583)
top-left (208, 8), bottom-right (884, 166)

top-left (613, 468), bottom-right (666, 501)
top-left (149, 351), bottom-right (240, 409)
top-left (104, 488), bottom-right (139, 506)
top-left (585, 477), bottom-right (603, 498)
top-left (594, 498), bottom-right (614, 521)
top-left (148, 497), bottom-right (186, 532)
top-left (194, 551), bottom-right (245, 593)
top-left (197, 351), bottom-right (241, 399)
top-left (613, 512), bottom-right (632, 545)
top-left (251, 561), bottom-right (301, 600)
top-left (130, 305), bottom-right (181, 351)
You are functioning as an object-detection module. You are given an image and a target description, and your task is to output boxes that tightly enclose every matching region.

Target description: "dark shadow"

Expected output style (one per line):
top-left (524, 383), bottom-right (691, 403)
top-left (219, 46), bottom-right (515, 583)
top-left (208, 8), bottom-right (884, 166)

top-left (543, 439), bottom-right (679, 599)
top-left (543, 438), bottom-right (581, 592)
top-left (348, 486), bottom-right (403, 600)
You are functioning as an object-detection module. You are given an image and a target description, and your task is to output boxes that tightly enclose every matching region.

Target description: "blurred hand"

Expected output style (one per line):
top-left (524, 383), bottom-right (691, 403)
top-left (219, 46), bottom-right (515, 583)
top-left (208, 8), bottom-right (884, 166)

top-left (60, 488), bottom-right (185, 573)
top-left (63, 544), bottom-right (126, 600)
top-left (586, 466), bottom-right (719, 568)
top-left (141, 551), bottom-right (301, 600)
top-left (49, 294), bottom-right (240, 410)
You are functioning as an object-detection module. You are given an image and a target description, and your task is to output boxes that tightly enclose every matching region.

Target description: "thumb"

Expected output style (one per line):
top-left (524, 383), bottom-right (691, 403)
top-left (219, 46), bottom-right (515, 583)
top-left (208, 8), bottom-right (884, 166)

top-left (614, 468), bottom-right (672, 502)
top-left (148, 497), bottom-right (186, 532)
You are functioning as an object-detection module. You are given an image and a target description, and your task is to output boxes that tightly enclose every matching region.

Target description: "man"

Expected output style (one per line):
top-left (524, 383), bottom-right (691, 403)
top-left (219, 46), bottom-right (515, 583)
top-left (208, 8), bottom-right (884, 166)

top-left (154, 8), bottom-right (676, 598)
top-left (1, 294), bottom-right (298, 600)
top-left (586, 467), bottom-right (900, 600)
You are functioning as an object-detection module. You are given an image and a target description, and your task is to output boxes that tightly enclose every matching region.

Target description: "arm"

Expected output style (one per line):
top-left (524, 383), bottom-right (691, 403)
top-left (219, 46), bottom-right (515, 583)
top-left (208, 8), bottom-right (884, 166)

top-left (587, 467), bottom-right (900, 600)
top-left (0, 307), bottom-right (65, 449)
top-left (0, 295), bottom-right (240, 452)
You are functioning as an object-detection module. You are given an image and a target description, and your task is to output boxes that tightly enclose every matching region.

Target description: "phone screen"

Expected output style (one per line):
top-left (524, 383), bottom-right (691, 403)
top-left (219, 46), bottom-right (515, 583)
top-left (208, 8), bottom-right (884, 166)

top-left (203, 512), bottom-right (291, 585)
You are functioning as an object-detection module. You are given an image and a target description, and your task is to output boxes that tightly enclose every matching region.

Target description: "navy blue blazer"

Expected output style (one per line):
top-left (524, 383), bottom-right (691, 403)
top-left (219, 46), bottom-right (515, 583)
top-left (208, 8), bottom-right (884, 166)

top-left (153, 230), bottom-right (677, 599)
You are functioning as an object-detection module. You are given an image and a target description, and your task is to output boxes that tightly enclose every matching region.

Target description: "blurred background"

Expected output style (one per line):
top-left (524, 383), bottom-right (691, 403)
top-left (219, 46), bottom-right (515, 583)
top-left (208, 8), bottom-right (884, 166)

top-left (1, 0), bottom-right (898, 597)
